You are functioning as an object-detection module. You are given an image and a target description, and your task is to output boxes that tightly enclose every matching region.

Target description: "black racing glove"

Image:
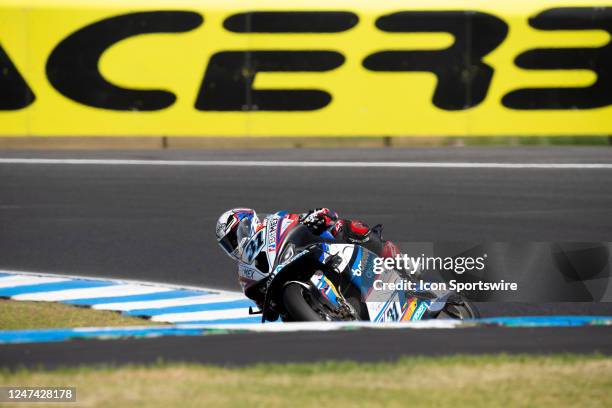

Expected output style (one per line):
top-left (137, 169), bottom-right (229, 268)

top-left (300, 208), bottom-right (337, 234)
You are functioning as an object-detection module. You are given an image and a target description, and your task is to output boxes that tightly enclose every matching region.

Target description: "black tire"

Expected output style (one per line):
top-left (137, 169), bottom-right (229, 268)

top-left (438, 297), bottom-right (480, 320)
top-left (282, 283), bottom-right (324, 322)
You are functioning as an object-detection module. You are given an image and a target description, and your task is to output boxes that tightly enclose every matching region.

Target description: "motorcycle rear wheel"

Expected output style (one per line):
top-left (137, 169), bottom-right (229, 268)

top-left (438, 296), bottom-right (480, 320)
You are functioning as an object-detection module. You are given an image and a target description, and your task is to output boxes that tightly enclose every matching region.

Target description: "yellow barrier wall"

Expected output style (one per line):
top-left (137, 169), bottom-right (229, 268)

top-left (0, 0), bottom-right (610, 136)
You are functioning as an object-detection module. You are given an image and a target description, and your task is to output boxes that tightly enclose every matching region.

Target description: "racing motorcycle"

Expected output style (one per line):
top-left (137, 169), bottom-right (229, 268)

top-left (242, 212), bottom-right (479, 323)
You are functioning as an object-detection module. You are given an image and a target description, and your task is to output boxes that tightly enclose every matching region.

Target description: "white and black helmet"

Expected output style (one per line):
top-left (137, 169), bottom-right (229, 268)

top-left (215, 208), bottom-right (259, 260)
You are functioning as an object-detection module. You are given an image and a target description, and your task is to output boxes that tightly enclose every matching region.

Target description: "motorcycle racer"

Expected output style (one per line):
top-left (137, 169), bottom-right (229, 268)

top-left (215, 208), bottom-right (400, 306)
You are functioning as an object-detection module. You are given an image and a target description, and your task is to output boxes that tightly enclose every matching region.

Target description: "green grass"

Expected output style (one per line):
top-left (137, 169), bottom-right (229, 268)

top-left (0, 299), bottom-right (160, 329)
top-left (2, 354), bottom-right (610, 407)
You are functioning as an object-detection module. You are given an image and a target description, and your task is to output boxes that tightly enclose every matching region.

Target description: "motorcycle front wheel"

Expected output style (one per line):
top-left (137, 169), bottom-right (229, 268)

top-left (281, 283), bottom-right (325, 322)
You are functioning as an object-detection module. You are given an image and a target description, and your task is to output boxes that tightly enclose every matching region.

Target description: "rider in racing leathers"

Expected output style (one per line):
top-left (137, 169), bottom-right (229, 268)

top-left (215, 208), bottom-right (400, 307)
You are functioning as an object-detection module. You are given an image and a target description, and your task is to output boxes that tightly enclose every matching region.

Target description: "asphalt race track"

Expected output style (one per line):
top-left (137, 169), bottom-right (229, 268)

top-left (1, 147), bottom-right (611, 365)
top-left (2, 326), bottom-right (612, 369)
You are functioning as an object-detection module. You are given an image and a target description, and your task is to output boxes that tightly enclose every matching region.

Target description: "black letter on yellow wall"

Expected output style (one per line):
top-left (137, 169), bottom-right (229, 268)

top-left (503, 8), bottom-right (612, 110)
top-left (46, 11), bottom-right (202, 111)
top-left (196, 12), bottom-right (354, 112)
top-left (363, 11), bottom-right (508, 110)
top-left (0, 44), bottom-right (35, 110)
top-left (195, 51), bottom-right (344, 111)
top-left (224, 11), bottom-right (358, 33)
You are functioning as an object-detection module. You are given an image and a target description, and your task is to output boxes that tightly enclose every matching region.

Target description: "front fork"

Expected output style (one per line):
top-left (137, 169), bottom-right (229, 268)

top-left (309, 273), bottom-right (359, 320)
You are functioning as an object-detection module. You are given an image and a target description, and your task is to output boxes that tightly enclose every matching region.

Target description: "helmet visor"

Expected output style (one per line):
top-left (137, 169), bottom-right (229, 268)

top-left (218, 228), bottom-right (239, 258)
top-left (236, 217), bottom-right (253, 247)
top-left (218, 216), bottom-right (254, 260)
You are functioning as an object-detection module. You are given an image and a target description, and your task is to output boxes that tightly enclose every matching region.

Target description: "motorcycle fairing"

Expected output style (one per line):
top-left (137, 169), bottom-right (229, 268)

top-left (311, 272), bottom-right (341, 307)
top-left (272, 242), bottom-right (430, 322)
top-left (264, 212), bottom-right (300, 273)
top-left (318, 243), bottom-right (355, 271)
top-left (258, 215), bottom-right (449, 323)
top-left (237, 263), bottom-right (268, 291)
top-left (316, 242), bottom-right (437, 322)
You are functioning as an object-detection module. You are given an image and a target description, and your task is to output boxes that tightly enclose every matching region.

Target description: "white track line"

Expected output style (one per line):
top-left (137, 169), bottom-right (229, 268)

top-left (0, 158), bottom-right (611, 169)
top-left (151, 307), bottom-right (252, 323)
top-left (0, 275), bottom-right (68, 288)
top-left (13, 284), bottom-right (170, 302)
top-left (93, 293), bottom-right (246, 311)
top-left (179, 320), bottom-right (464, 331)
